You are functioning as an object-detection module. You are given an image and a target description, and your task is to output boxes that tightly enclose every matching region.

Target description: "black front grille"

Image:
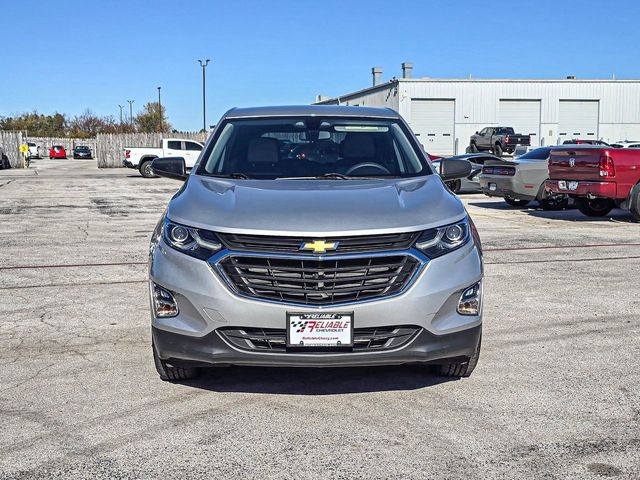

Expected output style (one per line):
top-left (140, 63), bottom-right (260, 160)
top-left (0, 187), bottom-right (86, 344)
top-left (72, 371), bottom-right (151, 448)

top-left (217, 232), bottom-right (420, 254)
top-left (219, 326), bottom-right (421, 352)
top-left (217, 255), bottom-right (420, 305)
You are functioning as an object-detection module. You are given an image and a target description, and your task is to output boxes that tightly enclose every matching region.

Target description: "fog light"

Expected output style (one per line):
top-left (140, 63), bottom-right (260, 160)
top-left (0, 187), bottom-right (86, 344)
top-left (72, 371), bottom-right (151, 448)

top-left (152, 283), bottom-right (179, 318)
top-left (457, 282), bottom-right (481, 316)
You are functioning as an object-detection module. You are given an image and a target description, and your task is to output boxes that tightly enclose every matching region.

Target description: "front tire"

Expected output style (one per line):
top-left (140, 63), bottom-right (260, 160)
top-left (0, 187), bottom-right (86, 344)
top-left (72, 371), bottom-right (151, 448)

top-left (469, 142), bottom-right (478, 153)
top-left (504, 195), bottom-right (530, 208)
top-left (575, 198), bottom-right (614, 217)
top-left (140, 159), bottom-right (156, 178)
top-left (153, 342), bottom-right (199, 382)
top-left (437, 331), bottom-right (481, 378)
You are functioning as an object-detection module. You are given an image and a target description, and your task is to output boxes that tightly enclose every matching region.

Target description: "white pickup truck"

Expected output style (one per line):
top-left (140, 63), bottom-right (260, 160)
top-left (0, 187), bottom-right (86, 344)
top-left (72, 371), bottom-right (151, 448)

top-left (123, 138), bottom-right (204, 178)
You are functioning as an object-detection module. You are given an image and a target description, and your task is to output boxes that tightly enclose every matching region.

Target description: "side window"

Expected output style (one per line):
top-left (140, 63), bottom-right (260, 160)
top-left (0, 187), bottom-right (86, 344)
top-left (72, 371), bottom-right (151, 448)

top-left (185, 142), bottom-right (202, 151)
top-left (167, 140), bottom-right (181, 150)
top-left (479, 128), bottom-right (487, 135)
top-left (630, 144), bottom-right (640, 149)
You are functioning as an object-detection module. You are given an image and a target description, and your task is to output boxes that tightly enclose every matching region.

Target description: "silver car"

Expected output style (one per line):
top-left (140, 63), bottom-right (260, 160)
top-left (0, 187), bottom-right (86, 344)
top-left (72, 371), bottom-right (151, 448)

top-left (148, 106), bottom-right (483, 382)
top-left (478, 147), bottom-right (569, 210)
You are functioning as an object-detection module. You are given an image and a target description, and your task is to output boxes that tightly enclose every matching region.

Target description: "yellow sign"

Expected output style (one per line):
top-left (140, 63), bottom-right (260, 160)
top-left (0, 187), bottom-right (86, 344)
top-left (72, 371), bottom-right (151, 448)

top-left (300, 240), bottom-right (339, 254)
top-left (19, 143), bottom-right (29, 154)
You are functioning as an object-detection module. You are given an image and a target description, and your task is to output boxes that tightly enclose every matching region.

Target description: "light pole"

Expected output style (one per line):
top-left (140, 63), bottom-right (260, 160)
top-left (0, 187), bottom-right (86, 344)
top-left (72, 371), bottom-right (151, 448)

top-left (198, 59), bottom-right (210, 132)
top-left (127, 100), bottom-right (134, 126)
top-left (118, 104), bottom-right (124, 131)
top-left (157, 86), bottom-right (162, 132)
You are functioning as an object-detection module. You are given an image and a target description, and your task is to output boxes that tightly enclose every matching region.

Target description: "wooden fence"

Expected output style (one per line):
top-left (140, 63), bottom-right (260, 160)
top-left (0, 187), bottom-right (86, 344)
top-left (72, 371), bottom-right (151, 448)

top-left (96, 132), bottom-right (209, 168)
top-left (0, 131), bottom-right (25, 168)
top-left (27, 137), bottom-right (98, 157)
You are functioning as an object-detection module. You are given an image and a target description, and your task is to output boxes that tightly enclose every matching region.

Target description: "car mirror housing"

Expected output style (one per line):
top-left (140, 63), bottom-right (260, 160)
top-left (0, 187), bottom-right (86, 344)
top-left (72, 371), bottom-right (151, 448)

top-left (440, 159), bottom-right (472, 181)
top-left (151, 157), bottom-right (187, 181)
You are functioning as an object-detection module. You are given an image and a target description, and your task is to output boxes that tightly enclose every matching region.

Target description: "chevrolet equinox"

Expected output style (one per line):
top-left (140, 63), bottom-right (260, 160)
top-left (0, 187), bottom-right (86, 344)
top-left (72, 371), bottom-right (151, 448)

top-left (148, 105), bottom-right (483, 381)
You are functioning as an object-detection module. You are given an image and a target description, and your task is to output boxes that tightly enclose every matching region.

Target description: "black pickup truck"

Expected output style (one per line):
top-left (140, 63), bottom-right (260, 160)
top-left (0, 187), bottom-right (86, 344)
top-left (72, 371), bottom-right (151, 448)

top-left (469, 127), bottom-right (530, 157)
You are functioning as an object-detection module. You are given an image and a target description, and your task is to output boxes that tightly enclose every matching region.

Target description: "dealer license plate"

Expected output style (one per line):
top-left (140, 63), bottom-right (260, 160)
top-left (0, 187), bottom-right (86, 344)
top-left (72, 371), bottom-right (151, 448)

top-left (287, 312), bottom-right (353, 348)
top-left (558, 180), bottom-right (579, 191)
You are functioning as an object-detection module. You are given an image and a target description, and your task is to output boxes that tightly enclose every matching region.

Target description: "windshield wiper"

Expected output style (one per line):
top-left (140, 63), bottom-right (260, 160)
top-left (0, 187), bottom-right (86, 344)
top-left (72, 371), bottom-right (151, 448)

top-left (317, 172), bottom-right (350, 179)
top-left (209, 173), bottom-right (250, 179)
top-left (276, 173), bottom-right (388, 180)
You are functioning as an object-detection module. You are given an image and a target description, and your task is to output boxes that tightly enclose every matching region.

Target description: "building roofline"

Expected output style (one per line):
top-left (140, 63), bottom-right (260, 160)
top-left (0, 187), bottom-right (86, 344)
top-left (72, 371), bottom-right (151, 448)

top-left (314, 77), bottom-right (640, 105)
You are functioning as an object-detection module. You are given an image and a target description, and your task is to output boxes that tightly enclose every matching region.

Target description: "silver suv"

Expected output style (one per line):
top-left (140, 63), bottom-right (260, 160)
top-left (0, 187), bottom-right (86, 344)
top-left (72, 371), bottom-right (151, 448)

top-left (148, 106), bottom-right (483, 381)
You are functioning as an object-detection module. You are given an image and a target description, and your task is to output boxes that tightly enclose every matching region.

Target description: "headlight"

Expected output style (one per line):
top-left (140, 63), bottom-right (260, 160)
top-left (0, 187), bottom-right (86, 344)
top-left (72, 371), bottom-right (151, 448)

top-left (414, 217), bottom-right (471, 258)
top-left (163, 218), bottom-right (222, 260)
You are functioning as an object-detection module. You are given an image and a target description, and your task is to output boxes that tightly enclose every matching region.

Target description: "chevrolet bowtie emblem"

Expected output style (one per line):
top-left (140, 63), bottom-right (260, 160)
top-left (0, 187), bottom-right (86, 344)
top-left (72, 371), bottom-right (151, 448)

top-left (300, 240), bottom-right (339, 253)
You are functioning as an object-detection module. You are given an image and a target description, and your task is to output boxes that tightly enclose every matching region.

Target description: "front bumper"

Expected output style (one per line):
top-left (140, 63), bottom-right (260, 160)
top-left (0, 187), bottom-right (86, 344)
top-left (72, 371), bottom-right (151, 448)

top-left (153, 324), bottom-right (481, 367)
top-left (545, 179), bottom-right (617, 199)
top-left (149, 240), bottom-right (483, 367)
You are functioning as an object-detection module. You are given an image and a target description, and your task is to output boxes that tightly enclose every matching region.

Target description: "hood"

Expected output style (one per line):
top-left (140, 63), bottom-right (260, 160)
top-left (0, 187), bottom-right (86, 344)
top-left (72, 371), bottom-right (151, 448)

top-left (167, 175), bottom-right (466, 236)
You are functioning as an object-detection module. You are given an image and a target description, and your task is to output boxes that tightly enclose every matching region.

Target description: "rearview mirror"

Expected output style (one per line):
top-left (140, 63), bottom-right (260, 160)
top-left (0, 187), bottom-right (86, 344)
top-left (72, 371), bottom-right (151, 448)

top-left (440, 159), bottom-right (472, 181)
top-left (151, 157), bottom-right (187, 181)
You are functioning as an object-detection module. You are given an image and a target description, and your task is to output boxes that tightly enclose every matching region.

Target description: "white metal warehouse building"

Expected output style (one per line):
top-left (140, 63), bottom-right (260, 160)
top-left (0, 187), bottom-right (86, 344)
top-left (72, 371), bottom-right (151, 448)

top-left (315, 65), bottom-right (640, 156)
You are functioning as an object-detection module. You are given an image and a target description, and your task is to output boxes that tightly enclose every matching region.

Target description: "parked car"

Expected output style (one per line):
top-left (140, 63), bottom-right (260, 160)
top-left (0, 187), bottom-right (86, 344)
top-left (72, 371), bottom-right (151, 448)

top-left (433, 153), bottom-right (502, 193)
top-left (27, 142), bottom-right (40, 159)
top-left (562, 139), bottom-right (609, 146)
top-left (123, 138), bottom-right (204, 178)
top-left (609, 141), bottom-right (640, 149)
top-left (469, 127), bottom-right (531, 157)
top-left (49, 145), bottom-right (67, 159)
top-left (546, 146), bottom-right (640, 220)
top-left (479, 147), bottom-right (569, 210)
top-left (0, 146), bottom-right (10, 169)
top-left (73, 145), bottom-right (93, 159)
top-left (147, 105), bottom-right (483, 382)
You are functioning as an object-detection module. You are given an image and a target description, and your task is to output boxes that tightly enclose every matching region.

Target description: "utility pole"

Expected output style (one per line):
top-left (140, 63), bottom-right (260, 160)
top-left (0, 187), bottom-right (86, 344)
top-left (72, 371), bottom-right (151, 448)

top-left (198, 59), bottom-right (210, 132)
top-left (157, 86), bottom-right (162, 132)
top-left (127, 99), bottom-right (134, 126)
top-left (118, 104), bottom-right (124, 132)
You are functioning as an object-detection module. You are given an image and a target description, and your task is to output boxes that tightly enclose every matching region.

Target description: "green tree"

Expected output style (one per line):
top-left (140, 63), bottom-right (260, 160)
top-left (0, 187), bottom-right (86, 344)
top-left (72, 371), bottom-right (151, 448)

top-left (0, 111), bottom-right (68, 136)
top-left (134, 102), bottom-right (171, 133)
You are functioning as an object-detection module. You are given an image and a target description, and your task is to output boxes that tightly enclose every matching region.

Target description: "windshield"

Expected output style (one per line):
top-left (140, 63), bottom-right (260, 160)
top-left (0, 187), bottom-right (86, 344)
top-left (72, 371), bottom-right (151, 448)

top-left (198, 117), bottom-right (429, 179)
top-left (518, 147), bottom-right (551, 160)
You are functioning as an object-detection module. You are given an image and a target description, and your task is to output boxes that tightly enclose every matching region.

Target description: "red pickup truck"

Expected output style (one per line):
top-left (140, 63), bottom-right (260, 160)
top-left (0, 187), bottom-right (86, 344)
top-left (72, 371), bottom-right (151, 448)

top-left (546, 146), bottom-right (640, 220)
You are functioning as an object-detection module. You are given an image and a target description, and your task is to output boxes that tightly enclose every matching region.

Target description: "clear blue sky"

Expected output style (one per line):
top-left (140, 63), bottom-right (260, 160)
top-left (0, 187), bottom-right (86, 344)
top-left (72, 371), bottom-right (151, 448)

top-left (2, 0), bottom-right (639, 131)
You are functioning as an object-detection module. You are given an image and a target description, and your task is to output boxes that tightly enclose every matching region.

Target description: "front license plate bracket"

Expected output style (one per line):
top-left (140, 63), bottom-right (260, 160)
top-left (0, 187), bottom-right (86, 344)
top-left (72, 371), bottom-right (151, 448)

top-left (287, 312), bottom-right (354, 349)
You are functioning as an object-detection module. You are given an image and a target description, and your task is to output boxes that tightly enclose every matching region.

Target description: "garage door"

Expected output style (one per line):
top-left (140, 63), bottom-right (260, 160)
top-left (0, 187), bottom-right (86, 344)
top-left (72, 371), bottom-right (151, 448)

top-left (410, 99), bottom-right (455, 155)
top-left (498, 100), bottom-right (541, 146)
top-left (558, 100), bottom-right (599, 143)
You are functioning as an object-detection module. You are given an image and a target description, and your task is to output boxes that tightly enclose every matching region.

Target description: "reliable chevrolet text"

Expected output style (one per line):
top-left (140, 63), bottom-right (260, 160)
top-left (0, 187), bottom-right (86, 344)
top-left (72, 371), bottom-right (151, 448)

top-left (148, 106), bottom-right (483, 382)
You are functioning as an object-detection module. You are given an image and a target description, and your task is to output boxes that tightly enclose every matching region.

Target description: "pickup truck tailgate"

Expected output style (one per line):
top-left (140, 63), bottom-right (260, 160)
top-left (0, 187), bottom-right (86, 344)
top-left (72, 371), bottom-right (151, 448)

top-left (548, 148), bottom-right (603, 180)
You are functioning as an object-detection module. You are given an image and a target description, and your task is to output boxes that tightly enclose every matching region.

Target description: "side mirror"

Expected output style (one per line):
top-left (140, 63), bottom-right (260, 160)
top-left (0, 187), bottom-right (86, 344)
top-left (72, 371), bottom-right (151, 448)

top-left (151, 157), bottom-right (187, 181)
top-left (475, 131), bottom-right (479, 135)
top-left (440, 159), bottom-right (472, 181)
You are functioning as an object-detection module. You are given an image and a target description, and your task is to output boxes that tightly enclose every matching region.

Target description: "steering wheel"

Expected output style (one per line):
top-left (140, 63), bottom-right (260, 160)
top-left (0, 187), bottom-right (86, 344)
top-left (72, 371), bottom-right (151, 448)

top-left (345, 162), bottom-right (391, 175)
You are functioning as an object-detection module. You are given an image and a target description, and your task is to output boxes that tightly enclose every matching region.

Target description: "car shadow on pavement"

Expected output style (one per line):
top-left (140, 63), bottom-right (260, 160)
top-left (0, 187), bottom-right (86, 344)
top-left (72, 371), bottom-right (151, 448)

top-left (184, 365), bottom-right (456, 395)
top-left (468, 201), bottom-right (634, 223)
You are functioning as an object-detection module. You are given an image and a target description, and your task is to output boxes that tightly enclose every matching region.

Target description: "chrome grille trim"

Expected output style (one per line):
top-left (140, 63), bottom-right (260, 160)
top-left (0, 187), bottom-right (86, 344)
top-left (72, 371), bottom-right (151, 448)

top-left (210, 250), bottom-right (427, 307)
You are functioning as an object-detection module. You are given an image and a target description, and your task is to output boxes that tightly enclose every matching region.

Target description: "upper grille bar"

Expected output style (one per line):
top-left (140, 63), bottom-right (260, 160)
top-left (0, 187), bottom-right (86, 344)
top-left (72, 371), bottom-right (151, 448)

top-left (217, 231), bottom-right (421, 254)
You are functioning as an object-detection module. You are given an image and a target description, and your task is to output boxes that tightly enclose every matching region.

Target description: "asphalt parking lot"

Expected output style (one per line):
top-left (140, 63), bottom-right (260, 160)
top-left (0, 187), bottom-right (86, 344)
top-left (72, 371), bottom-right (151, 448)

top-left (0, 158), bottom-right (639, 479)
